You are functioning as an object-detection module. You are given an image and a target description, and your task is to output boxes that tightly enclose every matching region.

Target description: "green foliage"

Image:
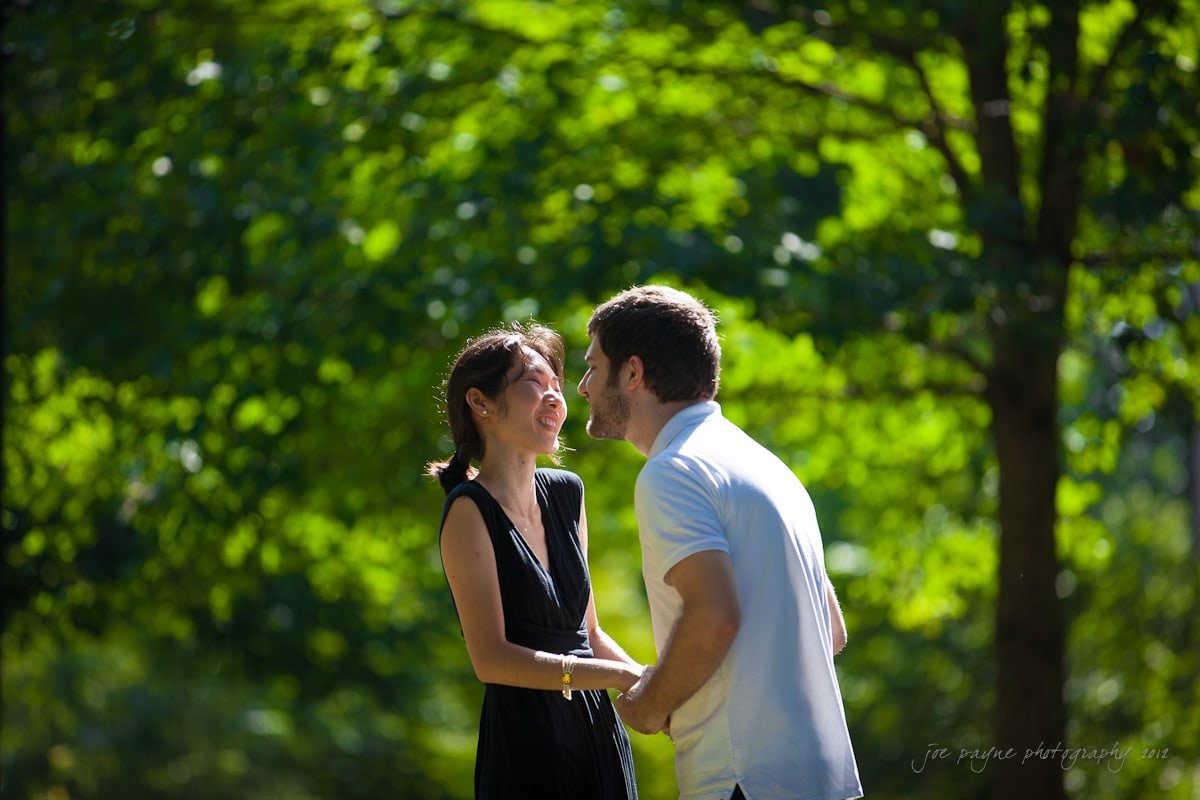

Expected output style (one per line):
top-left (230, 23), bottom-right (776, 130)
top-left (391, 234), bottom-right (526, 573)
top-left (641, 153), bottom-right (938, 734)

top-left (5, 0), bottom-right (1198, 798)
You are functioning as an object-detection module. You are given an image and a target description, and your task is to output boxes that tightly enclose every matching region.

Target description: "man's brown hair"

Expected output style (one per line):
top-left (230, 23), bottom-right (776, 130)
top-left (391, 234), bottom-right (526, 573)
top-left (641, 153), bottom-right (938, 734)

top-left (587, 285), bottom-right (720, 402)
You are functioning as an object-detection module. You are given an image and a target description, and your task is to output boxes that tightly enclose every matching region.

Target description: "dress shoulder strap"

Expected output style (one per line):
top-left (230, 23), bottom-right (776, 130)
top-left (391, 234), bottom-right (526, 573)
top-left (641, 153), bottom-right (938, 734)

top-left (534, 468), bottom-right (583, 521)
top-left (439, 480), bottom-right (503, 543)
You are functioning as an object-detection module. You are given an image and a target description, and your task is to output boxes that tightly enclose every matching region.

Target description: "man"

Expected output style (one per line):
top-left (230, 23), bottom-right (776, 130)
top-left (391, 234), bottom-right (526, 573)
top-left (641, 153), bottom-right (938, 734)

top-left (578, 285), bottom-right (863, 800)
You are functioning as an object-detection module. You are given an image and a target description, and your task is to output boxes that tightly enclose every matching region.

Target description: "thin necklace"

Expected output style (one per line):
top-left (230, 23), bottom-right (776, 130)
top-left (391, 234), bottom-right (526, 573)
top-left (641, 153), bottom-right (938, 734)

top-left (476, 478), bottom-right (539, 534)
top-left (506, 507), bottom-right (538, 534)
top-left (477, 478), bottom-right (550, 573)
top-left (500, 496), bottom-right (539, 534)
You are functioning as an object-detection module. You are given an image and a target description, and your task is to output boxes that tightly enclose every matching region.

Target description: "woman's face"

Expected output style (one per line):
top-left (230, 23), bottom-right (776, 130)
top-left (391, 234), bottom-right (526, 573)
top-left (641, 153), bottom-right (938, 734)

top-left (488, 347), bottom-right (566, 456)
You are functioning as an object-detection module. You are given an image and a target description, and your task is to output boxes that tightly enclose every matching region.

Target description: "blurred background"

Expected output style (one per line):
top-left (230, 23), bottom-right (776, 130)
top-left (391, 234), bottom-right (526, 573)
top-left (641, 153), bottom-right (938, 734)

top-left (4, 1), bottom-right (1199, 798)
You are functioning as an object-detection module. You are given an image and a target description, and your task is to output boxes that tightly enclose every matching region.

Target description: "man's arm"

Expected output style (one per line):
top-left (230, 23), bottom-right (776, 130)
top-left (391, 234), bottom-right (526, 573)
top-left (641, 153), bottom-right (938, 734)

top-left (616, 549), bottom-right (740, 734)
top-left (826, 575), bottom-right (847, 655)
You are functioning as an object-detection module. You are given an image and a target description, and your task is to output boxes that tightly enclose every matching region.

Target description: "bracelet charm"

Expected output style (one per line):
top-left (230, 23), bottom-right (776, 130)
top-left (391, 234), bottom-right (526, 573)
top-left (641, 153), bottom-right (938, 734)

top-left (561, 654), bottom-right (576, 700)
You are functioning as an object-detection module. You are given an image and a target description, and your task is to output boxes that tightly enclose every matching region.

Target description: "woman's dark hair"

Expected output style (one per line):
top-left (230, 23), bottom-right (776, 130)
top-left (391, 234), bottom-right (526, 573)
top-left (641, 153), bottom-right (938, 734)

top-left (587, 285), bottom-right (720, 402)
top-left (426, 322), bottom-right (565, 495)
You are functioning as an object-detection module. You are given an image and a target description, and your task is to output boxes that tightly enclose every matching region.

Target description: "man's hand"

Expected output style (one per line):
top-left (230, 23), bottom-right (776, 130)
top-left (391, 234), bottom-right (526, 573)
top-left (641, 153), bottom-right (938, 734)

top-left (616, 550), bottom-right (740, 739)
top-left (615, 666), bottom-right (669, 735)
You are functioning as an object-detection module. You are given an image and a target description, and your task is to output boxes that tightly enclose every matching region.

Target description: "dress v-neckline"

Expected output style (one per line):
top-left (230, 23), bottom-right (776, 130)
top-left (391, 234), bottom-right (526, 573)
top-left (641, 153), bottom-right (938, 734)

top-left (475, 477), bottom-right (554, 579)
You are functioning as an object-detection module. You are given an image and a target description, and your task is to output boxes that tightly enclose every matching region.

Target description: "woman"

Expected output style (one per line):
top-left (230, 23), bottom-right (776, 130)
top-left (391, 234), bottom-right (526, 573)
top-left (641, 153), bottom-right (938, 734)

top-left (428, 323), bottom-right (641, 800)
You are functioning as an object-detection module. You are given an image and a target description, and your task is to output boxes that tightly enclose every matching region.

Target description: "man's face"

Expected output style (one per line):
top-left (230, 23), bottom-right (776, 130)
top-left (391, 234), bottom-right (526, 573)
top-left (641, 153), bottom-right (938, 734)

top-left (579, 336), bottom-right (631, 440)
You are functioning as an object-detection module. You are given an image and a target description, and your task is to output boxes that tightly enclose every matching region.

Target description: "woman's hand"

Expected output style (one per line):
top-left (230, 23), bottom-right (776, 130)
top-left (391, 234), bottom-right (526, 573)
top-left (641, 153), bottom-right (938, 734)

top-left (618, 662), bottom-right (647, 693)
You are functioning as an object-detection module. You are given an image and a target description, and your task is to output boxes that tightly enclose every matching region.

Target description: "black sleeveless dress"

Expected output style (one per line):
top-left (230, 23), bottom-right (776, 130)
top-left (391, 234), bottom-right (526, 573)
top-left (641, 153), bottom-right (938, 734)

top-left (439, 469), bottom-right (638, 800)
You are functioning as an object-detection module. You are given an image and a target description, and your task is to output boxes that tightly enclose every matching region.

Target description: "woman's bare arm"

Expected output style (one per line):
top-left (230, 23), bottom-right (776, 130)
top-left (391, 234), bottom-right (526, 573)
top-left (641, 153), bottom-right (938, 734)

top-left (440, 496), bottom-right (641, 691)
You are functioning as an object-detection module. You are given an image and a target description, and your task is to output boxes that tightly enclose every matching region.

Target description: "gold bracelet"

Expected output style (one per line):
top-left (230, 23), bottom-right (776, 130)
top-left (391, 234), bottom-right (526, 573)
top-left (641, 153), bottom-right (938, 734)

top-left (561, 654), bottom-right (576, 700)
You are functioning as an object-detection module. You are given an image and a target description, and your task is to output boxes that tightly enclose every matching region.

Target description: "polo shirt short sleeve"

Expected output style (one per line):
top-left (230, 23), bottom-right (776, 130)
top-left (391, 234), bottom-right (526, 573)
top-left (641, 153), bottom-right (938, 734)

top-left (634, 455), bottom-right (728, 583)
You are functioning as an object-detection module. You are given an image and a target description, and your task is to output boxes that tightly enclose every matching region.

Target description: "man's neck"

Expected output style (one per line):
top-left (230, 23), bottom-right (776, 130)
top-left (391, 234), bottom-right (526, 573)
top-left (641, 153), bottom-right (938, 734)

top-left (628, 398), bottom-right (709, 457)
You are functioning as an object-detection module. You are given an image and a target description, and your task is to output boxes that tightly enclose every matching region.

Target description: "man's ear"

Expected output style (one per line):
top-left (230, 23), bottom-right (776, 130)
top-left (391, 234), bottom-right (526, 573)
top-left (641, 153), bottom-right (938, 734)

top-left (625, 355), bottom-right (645, 391)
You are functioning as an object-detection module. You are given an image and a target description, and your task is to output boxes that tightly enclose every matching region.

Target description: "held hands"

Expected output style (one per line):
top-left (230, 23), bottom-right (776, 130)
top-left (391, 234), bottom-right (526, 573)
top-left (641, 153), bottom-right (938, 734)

top-left (617, 662), bottom-right (646, 694)
top-left (615, 665), bottom-right (670, 736)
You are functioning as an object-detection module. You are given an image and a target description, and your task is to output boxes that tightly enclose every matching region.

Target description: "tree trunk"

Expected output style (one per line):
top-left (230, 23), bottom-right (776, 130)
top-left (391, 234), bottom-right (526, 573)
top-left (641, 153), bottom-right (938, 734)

top-left (986, 331), bottom-right (1068, 800)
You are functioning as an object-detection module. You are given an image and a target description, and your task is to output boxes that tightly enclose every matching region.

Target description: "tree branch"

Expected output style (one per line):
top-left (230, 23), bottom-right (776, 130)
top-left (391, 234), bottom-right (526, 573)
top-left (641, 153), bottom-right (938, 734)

top-left (1083, 0), bottom-right (1158, 112)
top-left (1035, 0), bottom-right (1084, 261)
top-left (1077, 247), bottom-right (1198, 269)
top-left (901, 50), bottom-right (976, 202)
top-left (747, 380), bottom-right (986, 403)
top-left (852, 29), bottom-right (974, 133)
top-left (377, 4), bottom-right (552, 47)
top-left (392, 3), bottom-right (968, 142)
top-left (927, 338), bottom-right (990, 376)
top-left (958, 2), bottom-right (1026, 244)
top-left (740, 7), bottom-right (980, 206)
top-left (672, 61), bottom-right (933, 131)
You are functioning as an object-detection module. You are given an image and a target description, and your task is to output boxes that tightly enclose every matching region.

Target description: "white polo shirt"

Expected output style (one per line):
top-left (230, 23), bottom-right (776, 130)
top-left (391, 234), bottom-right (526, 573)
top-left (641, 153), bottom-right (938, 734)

top-left (635, 402), bottom-right (863, 800)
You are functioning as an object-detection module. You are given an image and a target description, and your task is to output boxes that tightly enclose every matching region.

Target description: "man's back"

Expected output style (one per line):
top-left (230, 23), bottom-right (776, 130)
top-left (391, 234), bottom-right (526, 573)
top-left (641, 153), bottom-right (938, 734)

top-left (635, 402), bottom-right (863, 800)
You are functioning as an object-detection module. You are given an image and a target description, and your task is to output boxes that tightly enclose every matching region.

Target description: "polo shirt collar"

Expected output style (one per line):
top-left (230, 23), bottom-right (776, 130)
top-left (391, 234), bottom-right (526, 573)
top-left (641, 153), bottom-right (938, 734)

top-left (649, 400), bottom-right (721, 458)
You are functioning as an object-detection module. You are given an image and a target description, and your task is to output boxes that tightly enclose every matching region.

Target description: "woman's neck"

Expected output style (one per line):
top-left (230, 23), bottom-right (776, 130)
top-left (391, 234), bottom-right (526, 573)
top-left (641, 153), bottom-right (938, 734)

top-left (474, 446), bottom-right (539, 513)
